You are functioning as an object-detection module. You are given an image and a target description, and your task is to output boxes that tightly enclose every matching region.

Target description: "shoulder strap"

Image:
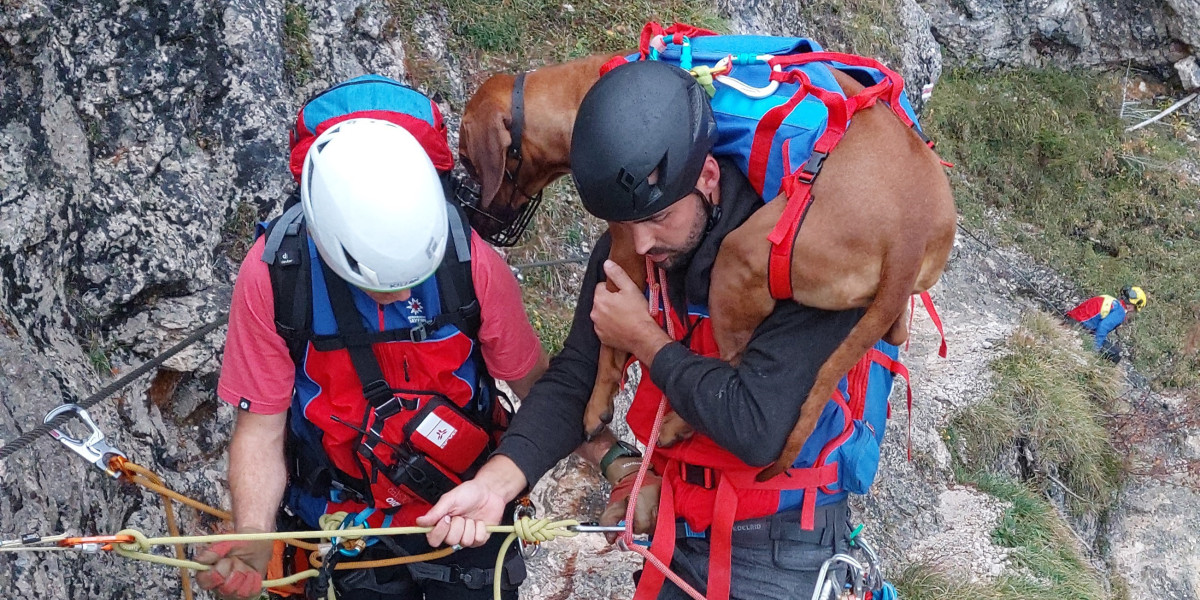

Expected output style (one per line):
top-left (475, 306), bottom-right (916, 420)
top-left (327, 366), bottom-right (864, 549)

top-left (320, 259), bottom-right (396, 406)
top-left (262, 191), bottom-right (312, 364)
top-left (434, 200), bottom-right (481, 339)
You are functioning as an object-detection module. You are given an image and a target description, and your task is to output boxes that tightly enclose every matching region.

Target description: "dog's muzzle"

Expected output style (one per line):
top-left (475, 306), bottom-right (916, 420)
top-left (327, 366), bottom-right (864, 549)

top-left (448, 171), bottom-right (543, 248)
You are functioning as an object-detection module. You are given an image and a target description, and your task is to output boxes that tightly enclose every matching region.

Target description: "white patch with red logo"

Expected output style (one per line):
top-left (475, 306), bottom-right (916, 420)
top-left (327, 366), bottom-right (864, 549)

top-left (416, 413), bottom-right (457, 448)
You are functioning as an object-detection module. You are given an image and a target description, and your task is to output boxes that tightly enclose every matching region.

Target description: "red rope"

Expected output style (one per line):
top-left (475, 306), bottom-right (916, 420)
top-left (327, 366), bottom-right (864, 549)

top-left (622, 395), bottom-right (707, 600)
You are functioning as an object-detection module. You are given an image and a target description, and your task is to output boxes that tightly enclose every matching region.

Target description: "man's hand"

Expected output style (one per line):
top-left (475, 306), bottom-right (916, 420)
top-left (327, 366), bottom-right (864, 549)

top-left (416, 456), bottom-right (527, 548)
top-left (592, 260), bottom-right (672, 362)
top-left (598, 458), bottom-right (662, 544)
top-left (194, 531), bottom-right (274, 600)
top-left (416, 479), bottom-right (507, 548)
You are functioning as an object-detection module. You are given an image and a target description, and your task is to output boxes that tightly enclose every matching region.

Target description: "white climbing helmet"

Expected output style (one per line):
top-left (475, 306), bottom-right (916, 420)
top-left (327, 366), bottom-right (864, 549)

top-left (300, 118), bottom-right (448, 292)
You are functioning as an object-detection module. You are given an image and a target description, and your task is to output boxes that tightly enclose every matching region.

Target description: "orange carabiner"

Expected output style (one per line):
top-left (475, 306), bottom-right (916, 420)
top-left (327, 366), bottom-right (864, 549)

top-left (59, 534), bottom-right (136, 549)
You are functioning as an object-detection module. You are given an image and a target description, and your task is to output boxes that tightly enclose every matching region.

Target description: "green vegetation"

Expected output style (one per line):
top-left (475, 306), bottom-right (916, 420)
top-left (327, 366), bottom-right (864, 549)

top-left (441, 0), bottom-right (723, 62)
top-left (511, 179), bottom-right (605, 354)
top-left (923, 68), bottom-right (1200, 388)
top-left (387, 0), bottom-right (724, 104)
top-left (895, 478), bottom-right (1110, 600)
top-left (953, 311), bottom-right (1124, 513)
top-left (905, 313), bottom-right (1124, 599)
top-left (222, 201), bottom-right (261, 261)
top-left (283, 2), bottom-right (315, 86)
top-left (87, 335), bottom-right (114, 375)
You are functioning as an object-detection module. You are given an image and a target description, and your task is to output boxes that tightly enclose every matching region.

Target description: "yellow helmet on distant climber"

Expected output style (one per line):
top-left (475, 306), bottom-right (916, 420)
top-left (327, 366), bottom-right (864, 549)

top-left (1122, 286), bottom-right (1147, 311)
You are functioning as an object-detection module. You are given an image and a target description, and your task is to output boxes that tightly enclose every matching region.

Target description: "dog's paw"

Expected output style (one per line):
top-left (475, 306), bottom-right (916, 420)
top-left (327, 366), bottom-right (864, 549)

top-left (657, 414), bottom-right (695, 447)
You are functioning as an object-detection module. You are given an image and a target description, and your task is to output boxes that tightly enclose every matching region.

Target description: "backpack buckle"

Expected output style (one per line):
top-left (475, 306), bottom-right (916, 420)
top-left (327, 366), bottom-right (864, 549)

top-left (796, 151), bottom-right (827, 184)
top-left (680, 462), bottom-right (716, 490)
top-left (362, 380), bottom-right (393, 406)
top-left (410, 323), bottom-right (428, 343)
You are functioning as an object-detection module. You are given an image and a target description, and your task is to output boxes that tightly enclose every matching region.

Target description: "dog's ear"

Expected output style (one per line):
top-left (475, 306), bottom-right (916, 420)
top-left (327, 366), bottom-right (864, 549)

top-left (460, 92), bottom-right (512, 209)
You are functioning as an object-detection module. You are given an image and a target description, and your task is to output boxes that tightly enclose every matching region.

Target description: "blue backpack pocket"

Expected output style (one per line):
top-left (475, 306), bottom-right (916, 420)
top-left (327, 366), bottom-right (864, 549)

top-left (834, 420), bottom-right (882, 495)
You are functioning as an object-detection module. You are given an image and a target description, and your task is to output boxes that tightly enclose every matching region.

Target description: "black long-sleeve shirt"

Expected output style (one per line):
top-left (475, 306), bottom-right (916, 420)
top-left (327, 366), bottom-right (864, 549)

top-left (497, 160), bottom-right (862, 485)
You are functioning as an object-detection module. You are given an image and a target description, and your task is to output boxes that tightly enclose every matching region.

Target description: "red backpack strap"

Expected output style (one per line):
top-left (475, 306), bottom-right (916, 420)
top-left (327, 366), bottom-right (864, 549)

top-left (919, 291), bottom-right (947, 358)
top-left (631, 476), bottom-right (684, 600)
top-left (764, 69), bottom-right (851, 300)
top-left (599, 54), bottom-right (630, 76)
top-left (867, 347), bottom-right (913, 459)
top-left (769, 52), bottom-right (914, 130)
top-left (638, 21), bottom-right (719, 57)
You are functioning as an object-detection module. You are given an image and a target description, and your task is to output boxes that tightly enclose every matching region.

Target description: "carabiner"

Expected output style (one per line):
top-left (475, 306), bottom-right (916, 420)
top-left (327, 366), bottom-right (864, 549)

top-left (513, 499), bottom-right (541, 559)
top-left (44, 404), bottom-right (126, 478)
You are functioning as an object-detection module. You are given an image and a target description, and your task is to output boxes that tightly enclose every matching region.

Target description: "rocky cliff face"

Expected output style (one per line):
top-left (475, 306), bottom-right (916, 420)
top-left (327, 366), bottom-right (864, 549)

top-left (1, 1), bottom-right (1196, 598)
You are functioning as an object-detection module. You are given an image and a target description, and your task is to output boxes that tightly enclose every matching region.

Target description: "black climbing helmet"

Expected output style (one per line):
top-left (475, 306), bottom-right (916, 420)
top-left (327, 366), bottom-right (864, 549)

top-left (570, 60), bottom-right (717, 222)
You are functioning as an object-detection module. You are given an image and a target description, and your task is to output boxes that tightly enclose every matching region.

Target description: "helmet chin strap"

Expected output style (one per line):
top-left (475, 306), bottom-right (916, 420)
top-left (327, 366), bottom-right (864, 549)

top-left (696, 187), bottom-right (721, 232)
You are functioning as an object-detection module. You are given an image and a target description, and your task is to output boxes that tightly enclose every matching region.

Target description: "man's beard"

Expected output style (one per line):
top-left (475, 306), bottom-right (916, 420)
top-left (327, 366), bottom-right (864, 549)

top-left (648, 201), bottom-right (707, 270)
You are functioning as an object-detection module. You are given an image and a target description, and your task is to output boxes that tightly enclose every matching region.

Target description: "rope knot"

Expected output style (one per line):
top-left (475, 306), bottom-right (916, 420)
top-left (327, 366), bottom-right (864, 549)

top-left (114, 528), bottom-right (152, 553)
top-left (511, 517), bottom-right (579, 544)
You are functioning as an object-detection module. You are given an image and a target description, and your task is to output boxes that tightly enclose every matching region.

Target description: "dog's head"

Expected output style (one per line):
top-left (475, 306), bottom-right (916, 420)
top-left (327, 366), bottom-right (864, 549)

top-left (459, 73), bottom-right (560, 245)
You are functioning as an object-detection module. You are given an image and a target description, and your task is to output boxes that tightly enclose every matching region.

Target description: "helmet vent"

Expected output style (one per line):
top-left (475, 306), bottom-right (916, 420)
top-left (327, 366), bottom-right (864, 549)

top-left (341, 246), bottom-right (361, 276)
top-left (617, 168), bottom-right (637, 191)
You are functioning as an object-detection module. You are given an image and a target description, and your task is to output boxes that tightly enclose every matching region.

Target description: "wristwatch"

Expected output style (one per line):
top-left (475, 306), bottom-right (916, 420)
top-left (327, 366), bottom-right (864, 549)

top-left (599, 439), bottom-right (642, 476)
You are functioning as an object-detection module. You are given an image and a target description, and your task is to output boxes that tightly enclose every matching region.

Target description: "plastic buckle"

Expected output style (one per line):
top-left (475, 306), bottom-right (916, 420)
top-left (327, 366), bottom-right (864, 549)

top-left (797, 151), bottom-right (828, 184)
top-left (44, 404), bottom-right (126, 478)
top-left (459, 568), bottom-right (481, 589)
top-left (680, 462), bottom-right (716, 490)
top-left (410, 323), bottom-right (428, 343)
top-left (362, 380), bottom-right (393, 405)
top-left (912, 124), bottom-right (934, 148)
top-left (682, 521), bottom-right (706, 539)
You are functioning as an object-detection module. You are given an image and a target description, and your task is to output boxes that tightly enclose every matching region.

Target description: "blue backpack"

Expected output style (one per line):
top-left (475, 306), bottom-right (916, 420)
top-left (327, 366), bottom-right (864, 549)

top-left (604, 23), bottom-right (948, 494)
top-left (603, 23), bottom-right (935, 300)
top-left (603, 23), bottom-right (928, 204)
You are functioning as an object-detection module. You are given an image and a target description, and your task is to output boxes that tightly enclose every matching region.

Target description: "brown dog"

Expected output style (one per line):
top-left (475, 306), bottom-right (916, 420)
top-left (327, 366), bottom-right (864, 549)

top-left (460, 54), bottom-right (697, 446)
top-left (460, 57), bottom-right (956, 478)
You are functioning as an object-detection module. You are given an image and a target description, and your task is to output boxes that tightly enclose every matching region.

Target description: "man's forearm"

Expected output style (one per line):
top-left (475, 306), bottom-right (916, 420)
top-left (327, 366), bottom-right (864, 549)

top-left (471, 455), bottom-right (529, 504)
top-left (631, 331), bottom-right (672, 371)
top-left (228, 411), bottom-right (289, 532)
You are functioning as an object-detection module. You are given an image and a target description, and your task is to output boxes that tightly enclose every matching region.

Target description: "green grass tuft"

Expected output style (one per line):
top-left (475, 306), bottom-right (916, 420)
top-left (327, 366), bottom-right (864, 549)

top-left (952, 311), bottom-right (1124, 514)
top-left (283, 2), bottom-right (315, 86)
top-left (896, 474), bottom-right (1111, 600)
top-left (222, 201), bottom-right (261, 261)
top-left (923, 68), bottom-right (1200, 388)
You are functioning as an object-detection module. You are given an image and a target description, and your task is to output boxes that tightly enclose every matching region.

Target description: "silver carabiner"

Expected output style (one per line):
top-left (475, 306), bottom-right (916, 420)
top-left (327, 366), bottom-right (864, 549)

top-left (811, 554), bottom-right (867, 600)
top-left (513, 501), bottom-right (541, 560)
top-left (44, 404), bottom-right (125, 478)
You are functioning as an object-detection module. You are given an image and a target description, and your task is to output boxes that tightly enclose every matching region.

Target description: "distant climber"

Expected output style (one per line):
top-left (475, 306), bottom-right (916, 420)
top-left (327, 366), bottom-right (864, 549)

top-left (1066, 286), bottom-right (1147, 362)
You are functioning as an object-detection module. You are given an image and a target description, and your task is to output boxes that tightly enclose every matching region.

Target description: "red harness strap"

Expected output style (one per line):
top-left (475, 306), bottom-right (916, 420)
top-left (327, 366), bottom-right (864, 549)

top-left (760, 53), bottom-right (928, 301)
top-left (866, 347), bottom-right (914, 460)
top-left (631, 458), bottom-right (840, 600)
top-left (918, 290), bottom-right (947, 358)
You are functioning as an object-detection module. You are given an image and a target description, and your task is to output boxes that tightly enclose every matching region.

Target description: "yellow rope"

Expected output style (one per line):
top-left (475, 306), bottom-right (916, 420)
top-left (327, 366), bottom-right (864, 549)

top-left (107, 517), bottom-right (581, 599)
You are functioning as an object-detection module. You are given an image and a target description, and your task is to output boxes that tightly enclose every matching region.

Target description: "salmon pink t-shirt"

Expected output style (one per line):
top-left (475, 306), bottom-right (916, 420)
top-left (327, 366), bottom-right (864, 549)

top-left (217, 235), bottom-right (541, 415)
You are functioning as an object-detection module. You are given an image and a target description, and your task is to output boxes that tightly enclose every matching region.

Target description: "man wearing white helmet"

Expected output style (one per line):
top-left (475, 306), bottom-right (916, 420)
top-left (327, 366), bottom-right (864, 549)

top-left (198, 118), bottom-right (548, 600)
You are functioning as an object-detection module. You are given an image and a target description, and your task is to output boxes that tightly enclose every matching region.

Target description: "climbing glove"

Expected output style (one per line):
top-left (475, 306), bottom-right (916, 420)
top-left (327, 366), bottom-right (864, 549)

top-left (599, 456), bottom-right (662, 544)
top-left (194, 529), bottom-right (275, 600)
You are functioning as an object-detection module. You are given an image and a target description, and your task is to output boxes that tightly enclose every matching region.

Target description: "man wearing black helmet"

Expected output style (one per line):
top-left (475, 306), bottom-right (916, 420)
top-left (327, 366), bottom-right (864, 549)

top-left (420, 60), bottom-right (863, 600)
